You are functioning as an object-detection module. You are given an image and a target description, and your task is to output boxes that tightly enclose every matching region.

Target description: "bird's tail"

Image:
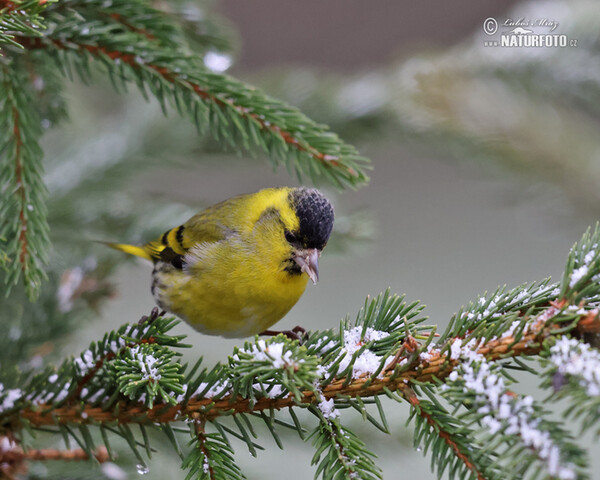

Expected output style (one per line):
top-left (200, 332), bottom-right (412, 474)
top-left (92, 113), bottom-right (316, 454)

top-left (101, 241), bottom-right (153, 261)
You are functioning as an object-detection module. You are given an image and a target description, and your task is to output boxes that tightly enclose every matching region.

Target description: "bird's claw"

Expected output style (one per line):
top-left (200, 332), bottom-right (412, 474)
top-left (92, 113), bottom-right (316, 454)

top-left (260, 326), bottom-right (309, 344)
top-left (138, 307), bottom-right (165, 325)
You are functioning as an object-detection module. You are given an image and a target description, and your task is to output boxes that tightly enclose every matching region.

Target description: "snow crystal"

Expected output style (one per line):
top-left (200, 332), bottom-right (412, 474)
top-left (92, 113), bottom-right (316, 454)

top-left (136, 464), bottom-right (149, 475)
top-left (481, 415), bottom-right (502, 434)
top-left (570, 265), bottom-right (588, 288)
top-left (513, 290), bottom-right (531, 304)
top-left (129, 346), bottom-right (161, 381)
top-left (343, 327), bottom-right (389, 349)
top-left (263, 384), bottom-right (286, 399)
top-left (333, 327), bottom-right (391, 379)
top-left (175, 380), bottom-right (230, 403)
top-left (108, 339), bottom-right (125, 354)
top-left (550, 337), bottom-right (600, 397)
top-left (239, 340), bottom-right (298, 369)
top-left (0, 385), bottom-right (23, 412)
top-left (140, 324), bottom-right (153, 337)
top-left (567, 305), bottom-right (587, 315)
top-left (54, 381), bottom-right (72, 403)
top-left (349, 349), bottom-right (386, 376)
top-left (203, 51), bottom-right (232, 72)
top-left (0, 436), bottom-right (17, 453)
top-left (450, 338), bottom-right (463, 360)
top-left (318, 398), bottom-right (340, 419)
top-left (445, 352), bottom-right (576, 479)
top-left (75, 349), bottom-right (96, 375)
top-left (419, 344), bottom-right (440, 362)
top-left (502, 320), bottom-right (528, 339)
top-left (247, 382), bottom-right (287, 399)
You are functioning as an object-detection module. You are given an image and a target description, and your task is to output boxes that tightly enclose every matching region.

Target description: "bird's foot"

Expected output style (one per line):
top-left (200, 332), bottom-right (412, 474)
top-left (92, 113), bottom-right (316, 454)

top-left (138, 307), bottom-right (166, 325)
top-left (260, 326), bottom-right (308, 344)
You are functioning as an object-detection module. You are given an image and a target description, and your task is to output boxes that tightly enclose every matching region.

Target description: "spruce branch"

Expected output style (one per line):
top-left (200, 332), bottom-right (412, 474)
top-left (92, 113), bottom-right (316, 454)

top-left (182, 420), bottom-right (244, 480)
top-left (540, 337), bottom-right (600, 437)
top-left (438, 347), bottom-right (586, 479)
top-left (1, 441), bottom-right (109, 463)
top-left (0, 61), bottom-right (50, 299)
top-left (4, 224), bottom-right (600, 478)
top-left (0, 436), bottom-right (109, 480)
top-left (52, 37), bottom-right (365, 186)
top-left (12, 4), bottom-right (368, 189)
top-left (5, 319), bottom-right (561, 427)
top-left (310, 407), bottom-right (381, 480)
top-left (0, 0), bottom-right (49, 49)
top-left (401, 385), bottom-right (492, 480)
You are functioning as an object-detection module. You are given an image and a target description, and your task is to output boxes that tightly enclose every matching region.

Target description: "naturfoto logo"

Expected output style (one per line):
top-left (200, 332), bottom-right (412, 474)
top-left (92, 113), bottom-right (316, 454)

top-left (482, 16), bottom-right (577, 48)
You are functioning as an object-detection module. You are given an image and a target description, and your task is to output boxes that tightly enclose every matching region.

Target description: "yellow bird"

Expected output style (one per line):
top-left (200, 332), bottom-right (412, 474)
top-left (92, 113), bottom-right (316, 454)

top-left (107, 187), bottom-right (334, 338)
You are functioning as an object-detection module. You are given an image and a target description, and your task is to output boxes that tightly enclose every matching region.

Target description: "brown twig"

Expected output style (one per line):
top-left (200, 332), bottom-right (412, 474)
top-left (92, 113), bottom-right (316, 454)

top-left (1, 445), bottom-right (109, 463)
top-left (18, 327), bottom-right (545, 427)
top-left (194, 419), bottom-right (215, 480)
top-left (12, 105), bottom-right (28, 272)
top-left (25, 446), bottom-right (109, 462)
top-left (321, 419), bottom-right (359, 478)
top-left (0, 440), bottom-right (109, 480)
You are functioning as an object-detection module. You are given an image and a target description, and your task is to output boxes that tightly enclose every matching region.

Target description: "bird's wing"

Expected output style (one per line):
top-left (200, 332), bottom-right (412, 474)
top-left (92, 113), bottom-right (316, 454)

top-left (145, 197), bottom-right (243, 265)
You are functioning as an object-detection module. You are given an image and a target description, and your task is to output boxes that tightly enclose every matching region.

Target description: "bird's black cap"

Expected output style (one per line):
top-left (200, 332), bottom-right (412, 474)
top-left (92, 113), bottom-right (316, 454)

top-left (289, 188), bottom-right (334, 250)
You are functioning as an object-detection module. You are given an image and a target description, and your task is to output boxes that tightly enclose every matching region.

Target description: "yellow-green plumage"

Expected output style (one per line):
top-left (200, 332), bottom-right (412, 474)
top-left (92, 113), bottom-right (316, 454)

top-left (108, 187), bottom-right (334, 338)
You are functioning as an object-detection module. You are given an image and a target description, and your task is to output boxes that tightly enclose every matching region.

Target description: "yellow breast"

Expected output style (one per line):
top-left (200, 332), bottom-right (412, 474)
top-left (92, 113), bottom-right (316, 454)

top-left (156, 251), bottom-right (308, 337)
top-left (153, 191), bottom-right (309, 337)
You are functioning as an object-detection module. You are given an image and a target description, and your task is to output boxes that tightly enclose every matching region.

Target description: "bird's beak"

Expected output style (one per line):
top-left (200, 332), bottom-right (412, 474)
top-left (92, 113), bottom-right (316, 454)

top-left (293, 248), bottom-right (320, 284)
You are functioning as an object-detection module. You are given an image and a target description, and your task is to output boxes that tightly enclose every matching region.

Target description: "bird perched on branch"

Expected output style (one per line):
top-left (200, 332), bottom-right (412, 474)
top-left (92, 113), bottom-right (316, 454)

top-left (106, 187), bottom-right (334, 338)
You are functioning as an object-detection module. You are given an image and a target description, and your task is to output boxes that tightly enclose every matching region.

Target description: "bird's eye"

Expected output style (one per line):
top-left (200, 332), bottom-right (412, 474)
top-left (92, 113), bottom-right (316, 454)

top-left (284, 231), bottom-right (297, 243)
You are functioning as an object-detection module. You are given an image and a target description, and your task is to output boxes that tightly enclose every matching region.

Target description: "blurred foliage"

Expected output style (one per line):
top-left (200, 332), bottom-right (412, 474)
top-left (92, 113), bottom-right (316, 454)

top-left (258, 0), bottom-right (600, 213)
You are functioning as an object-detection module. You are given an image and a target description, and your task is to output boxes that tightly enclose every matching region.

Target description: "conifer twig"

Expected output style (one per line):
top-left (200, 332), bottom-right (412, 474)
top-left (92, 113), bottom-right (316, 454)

top-left (400, 385), bottom-right (485, 480)
top-left (0, 438), bottom-right (108, 480)
top-left (15, 317), bottom-right (565, 427)
top-left (22, 446), bottom-right (109, 462)
top-left (17, 35), bottom-right (365, 185)
top-left (0, 63), bottom-right (50, 299)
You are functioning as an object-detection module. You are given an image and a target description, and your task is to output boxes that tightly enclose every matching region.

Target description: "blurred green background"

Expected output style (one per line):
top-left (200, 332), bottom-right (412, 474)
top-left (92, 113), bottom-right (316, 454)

top-left (20, 0), bottom-right (600, 478)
